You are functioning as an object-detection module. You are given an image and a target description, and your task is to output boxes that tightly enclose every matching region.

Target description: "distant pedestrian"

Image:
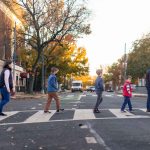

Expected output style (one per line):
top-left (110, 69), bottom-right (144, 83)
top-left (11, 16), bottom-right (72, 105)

top-left (44, 67), bottom-right (64, 113)
top-left (121, 75), bottom-right (133, 112)
top-left (94, 69), bottom-right (104, 113)
top-left (0, 60), bottom-right (15, 116)
top-left (145, 69), bottom-right (150, 112)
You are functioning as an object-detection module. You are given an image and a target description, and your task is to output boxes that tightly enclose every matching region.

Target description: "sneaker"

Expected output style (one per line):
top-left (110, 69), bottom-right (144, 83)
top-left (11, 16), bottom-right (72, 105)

top-left (0, 112), bottom-right (7, 116)
top-left (93, 109), bottom-right (100, 113)
top-left (129, 109), bottom-right (134, 113)
top-left (121, 110), bottom-right (126, 113)
top-left (44, 110), bottom-right (51, 113)
top-left (56, 109), bottom-right (64, 113)
top-left (146, 110), bottom-right (150, 113)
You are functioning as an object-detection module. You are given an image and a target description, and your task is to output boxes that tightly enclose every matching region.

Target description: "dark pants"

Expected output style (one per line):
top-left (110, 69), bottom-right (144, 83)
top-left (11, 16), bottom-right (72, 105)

top-left (94, 92), bottom-right (103, 110)
top-left (146, 87), bottom-right (150, 110)
top-left (121, 96), bottom-right (132, 111)
top-left (0, 87), bottom-right (10, 113)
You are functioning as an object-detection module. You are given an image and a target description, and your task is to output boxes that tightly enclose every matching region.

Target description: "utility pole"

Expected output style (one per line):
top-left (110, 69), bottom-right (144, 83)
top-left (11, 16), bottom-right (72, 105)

top-left (41, 28), bottom-right (45, 94)
top-left (13, 22), bottom-right (16, 80)
top-left (124, 43), bottom-right (127, 81)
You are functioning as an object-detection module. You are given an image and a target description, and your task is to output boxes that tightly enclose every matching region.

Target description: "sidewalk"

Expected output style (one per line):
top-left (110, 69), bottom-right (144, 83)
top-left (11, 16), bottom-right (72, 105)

top-left (11, 92), bottom-right (47, 100)
top-left (12, 90), bottom-right (71, 100)
top-left (116, 91), bottom-right (147, 98)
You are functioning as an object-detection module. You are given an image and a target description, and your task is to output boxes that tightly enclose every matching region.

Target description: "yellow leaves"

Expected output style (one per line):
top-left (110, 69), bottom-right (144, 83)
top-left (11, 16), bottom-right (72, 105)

top-left (19, 48), bottom-right (37, 70)
top-left (74, 75), bottom-right (96, 87)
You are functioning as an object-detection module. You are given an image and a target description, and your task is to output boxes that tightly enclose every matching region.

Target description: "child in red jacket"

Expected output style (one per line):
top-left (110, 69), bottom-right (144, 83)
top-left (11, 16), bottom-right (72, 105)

top-left (121, 75), bottom-right (133, 112)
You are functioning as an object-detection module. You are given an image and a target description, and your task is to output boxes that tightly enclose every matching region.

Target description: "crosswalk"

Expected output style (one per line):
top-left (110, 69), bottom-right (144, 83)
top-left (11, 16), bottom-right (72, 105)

top-left (0, 108), bottom-right (149, 125)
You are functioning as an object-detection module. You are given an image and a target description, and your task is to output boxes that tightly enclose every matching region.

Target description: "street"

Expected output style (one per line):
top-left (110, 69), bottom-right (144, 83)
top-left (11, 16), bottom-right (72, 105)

top-left (0, 92), bottom-right (150, 150)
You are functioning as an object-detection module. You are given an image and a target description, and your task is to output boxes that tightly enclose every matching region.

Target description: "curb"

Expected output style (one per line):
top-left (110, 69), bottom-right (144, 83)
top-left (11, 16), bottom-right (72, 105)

top-left (11, 91), bottom-right (71, 100)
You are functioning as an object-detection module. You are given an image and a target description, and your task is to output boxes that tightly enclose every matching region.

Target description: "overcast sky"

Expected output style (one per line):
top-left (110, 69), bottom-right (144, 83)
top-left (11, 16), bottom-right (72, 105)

top-left (77, 0), bottom-right (150, 75)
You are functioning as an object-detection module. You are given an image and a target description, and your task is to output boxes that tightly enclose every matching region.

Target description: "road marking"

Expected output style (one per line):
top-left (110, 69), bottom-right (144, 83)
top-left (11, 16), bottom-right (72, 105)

top-left (66, 95), bottom-right (74, 97)
top-left (109, 109), bottom-right (134, 118)
top-left (73, 109), bottom-right (96, 120)
top-left (117, 95), bottom-right (123, 97)
top-left (24, 110), bottom-right (55, 123)
top-left (140, 109), bottom-right (147, 112)
top-left (0, 111), bottom-right (18, 121)
top-left (86, 122), bottom-right (111, 150)
top-left (0, 108), bottom-right (150, 126)
top-left (80, 125), bottom-right (88, 129)
top-left (77, 95), bottom-right (86, 100)
top-left (6, 126), bottom-right (14, 132)
top-left (105, 94), bottom-right (113, 97)
top-left (85, 137), bottom-right (97, 144)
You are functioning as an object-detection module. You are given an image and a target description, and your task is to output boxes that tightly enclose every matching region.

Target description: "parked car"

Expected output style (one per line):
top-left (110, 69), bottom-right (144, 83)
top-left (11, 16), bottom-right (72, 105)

top-left (87, 86), bottom-right (95, 92)
top-left (107, 89), bottom-right (114, 92)
top-left (120, 84), bottom-right (136, 92)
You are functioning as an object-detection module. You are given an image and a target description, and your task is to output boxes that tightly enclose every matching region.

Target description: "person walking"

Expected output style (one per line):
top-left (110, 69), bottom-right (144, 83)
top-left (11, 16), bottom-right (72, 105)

top-left (0, 60), bottom-right (15, 116)
top-left (145, 69), bottom-right (150, 112)
top-left (94, 69), bottom-right (104, 113)
top-left (121, 75), bottom-right (133, 112)
top-left (44, 67), bottom-right (64, 113)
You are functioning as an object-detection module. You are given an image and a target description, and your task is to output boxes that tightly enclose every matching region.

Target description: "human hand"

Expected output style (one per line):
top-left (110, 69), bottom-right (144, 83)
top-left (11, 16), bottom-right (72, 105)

top-left (10, 89), bottom-right (15, 96)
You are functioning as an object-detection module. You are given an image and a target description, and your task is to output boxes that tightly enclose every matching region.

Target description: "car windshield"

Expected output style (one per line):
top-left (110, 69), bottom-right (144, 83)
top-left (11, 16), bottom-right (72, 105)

top-left (72, 83), bottom-right (81, 86)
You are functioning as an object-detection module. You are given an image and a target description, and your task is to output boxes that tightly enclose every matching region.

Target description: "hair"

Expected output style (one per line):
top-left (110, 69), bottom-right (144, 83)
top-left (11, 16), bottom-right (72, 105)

top-left (96, 69), bottom-right (102, 75)
top-left (127, 75), bottom-right (132, 79)
top-left (51, 67), bottom-right (59, 73)
top-left (3, 60), bottom-right (12, 69)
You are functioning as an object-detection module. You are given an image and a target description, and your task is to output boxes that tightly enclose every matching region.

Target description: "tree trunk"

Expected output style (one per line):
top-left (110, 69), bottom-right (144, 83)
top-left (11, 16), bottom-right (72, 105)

top-left (28, 74), bottom-right (35, 94)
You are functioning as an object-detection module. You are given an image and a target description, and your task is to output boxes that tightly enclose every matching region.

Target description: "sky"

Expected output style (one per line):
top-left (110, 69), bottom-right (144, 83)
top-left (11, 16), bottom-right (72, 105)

top-left (77, 0), bottom-right (150, 75)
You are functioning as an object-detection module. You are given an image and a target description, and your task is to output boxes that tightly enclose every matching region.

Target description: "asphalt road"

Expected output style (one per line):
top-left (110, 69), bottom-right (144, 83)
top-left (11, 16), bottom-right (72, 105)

top-left (0, 92), bottom-right (150, 150)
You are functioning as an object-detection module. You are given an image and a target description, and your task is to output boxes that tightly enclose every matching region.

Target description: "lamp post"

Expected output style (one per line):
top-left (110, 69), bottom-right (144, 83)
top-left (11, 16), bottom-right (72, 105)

top-left (124, 43), bottom-right (127, 81)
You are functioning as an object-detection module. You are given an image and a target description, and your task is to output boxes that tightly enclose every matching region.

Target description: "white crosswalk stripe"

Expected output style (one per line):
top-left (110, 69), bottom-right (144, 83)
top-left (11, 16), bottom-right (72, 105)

top-left (109, 109), bottom-right (134, 118)
top-left (73, 109), bottom-right (96, 120)
top-left (0, 111), bottom-right (18, 121)
top-left (0, 109), bottom-right (150, 125)
top-left (24, 110), bottom-right (55, 123)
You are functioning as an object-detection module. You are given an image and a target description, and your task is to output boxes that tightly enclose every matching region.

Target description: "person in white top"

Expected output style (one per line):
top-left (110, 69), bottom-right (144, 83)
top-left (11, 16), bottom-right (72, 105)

top-left (0, 60), bottom-right (15, 116)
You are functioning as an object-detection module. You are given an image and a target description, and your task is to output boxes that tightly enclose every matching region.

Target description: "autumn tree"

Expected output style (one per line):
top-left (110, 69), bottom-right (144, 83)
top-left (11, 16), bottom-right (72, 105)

top-left (9, 0), bottom-right (91, 93)
top-left (127, 33), bottom-right (150, 79)
top-left (46, 43), bottom-right (89, 88)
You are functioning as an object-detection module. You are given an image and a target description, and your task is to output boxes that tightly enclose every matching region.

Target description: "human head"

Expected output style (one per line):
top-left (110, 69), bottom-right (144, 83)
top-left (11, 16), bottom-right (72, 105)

top-left (3, 60), bottom-right (12, 70)
top-left (127, 75), bottom-right (132, 82)
top-left (96, 69), bottom-right (102, 76)
top-left (51, 67), bottom-right (59, 74)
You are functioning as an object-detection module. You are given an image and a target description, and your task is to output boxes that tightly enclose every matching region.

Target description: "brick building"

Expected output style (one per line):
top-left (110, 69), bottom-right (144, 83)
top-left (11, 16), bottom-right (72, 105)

top-left (0, 1), bottom-right (25, 91)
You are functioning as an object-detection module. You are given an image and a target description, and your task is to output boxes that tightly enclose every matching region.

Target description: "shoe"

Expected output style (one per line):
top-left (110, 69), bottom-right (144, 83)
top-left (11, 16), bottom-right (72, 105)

top-left (56, 109), bottom-right (64, 113)
top-left (44, 110), bottom-right (51, 113)
top-left (129, 109), bottom-right (134, 113)
top-left (121, 110), bottom-right (126, 113)
top-left (93, 109), bottom-right (100, 113)
top-left (0, 112), bottom-right (7, 116)
top-left (146, 110), bottom-right (150, 112)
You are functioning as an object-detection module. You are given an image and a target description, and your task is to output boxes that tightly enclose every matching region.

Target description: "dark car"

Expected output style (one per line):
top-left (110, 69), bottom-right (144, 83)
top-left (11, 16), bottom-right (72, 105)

top-left (107, 89), bottom-right (114, 92)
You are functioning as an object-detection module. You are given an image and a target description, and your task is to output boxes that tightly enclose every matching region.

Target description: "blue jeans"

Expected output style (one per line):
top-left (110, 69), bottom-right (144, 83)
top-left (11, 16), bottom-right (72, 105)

top-left (0, 87), bottom-right (10, 113)
top-left (121, 96), bottom-right (132, 111)
top-left (146, 87), bottom-right (150, 110)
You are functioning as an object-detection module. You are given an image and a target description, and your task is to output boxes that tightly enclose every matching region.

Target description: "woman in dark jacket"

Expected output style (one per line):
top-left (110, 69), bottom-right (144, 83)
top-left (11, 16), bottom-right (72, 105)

top-left (146, 69), bottom-right (150, 112)
top-left (0, 60), bottom-right (14, 116)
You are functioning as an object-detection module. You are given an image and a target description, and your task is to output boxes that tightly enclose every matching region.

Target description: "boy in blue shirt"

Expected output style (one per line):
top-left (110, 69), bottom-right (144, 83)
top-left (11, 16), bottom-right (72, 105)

top-left (44, 67), bottom-right (64, 113)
